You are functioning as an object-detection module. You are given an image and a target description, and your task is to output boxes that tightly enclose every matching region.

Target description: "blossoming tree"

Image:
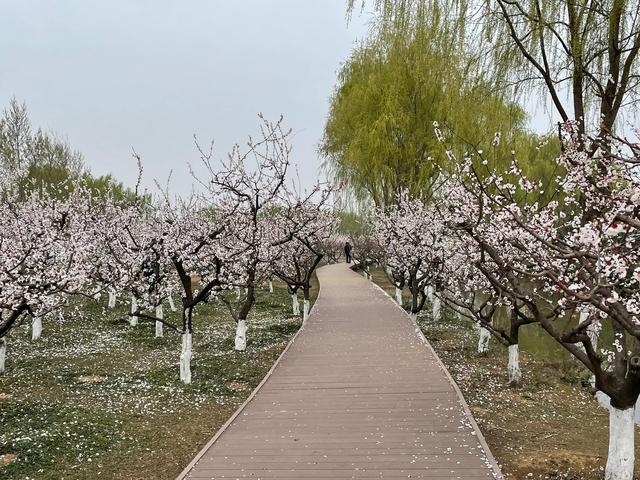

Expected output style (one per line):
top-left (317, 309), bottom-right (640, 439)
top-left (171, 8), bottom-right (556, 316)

top-left (443, 125), bottom-right (640, 480)
top-left (0, 189), bottom-right (92, 372)
top-left (374, 192), bottom-right (447, 321)
top-left (272, 204), bottom-right (338, 322)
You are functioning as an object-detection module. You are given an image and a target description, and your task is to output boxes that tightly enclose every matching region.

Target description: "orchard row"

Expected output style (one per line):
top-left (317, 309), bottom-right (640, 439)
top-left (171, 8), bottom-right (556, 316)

top-left (0, 116), bottom-right (339, 385)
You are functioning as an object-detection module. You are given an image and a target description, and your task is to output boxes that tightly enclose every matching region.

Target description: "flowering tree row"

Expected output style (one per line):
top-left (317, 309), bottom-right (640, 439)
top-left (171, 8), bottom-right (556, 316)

top-left (372, 124), bottom-right (640, 480)
top-left (0, 115), bottom-right (336, 385)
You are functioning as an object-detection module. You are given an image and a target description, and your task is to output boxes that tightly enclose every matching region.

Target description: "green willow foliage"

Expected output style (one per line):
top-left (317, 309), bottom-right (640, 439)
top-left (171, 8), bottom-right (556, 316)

top-left (349, 0), bottom-right (640, 138)
top-left (321, 18), bottom-right (559, 207)
top-left (337, 211), bottom-right (371, 235)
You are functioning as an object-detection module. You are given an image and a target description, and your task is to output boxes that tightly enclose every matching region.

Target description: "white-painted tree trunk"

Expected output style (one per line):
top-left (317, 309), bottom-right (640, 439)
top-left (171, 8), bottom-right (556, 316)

top-left (395, 287), bottom-right (403, 305)
top-left (432, 297), bottom-right (441, 321)
top-left (0, 338), bottom-right (6, 374)
top-left (180, 332), bottom-right (193, 384)
top-left (596, 394), bottom-right (640, 427)
top-left (587, 322), bottom-right (600, 350)
top-left (236, 287), bottom-right (241, 300)
top-left (130, 296), bottom-right (138, 326)
top-left (168, 294), bottom-right (176, 312)
top-left (155, 305), bottom-right (164, 337)
top-left (477, 325), bottom-right (491, 353)
top-left (235, 320), bottom-right (247, 351)
top-left (108, 291), bottom-right (117, 309)
top-left (598, 391), bottom-right (613, 411)
top-left (579, 309), bottom-right (589, 326)
top-left (32, 317), bottom-right (42, 341)
top-left (269, 280), bottom-right (273, 293)
top-left (303, 299), bottom-right (310, 323)
top-left (507, 344), bottom-right (521, 385)
top-left (409, 312), bottom-right (418, 322)
top-left (425, 285), bottom-right (434, 302)
top-left (93, 292), bottom-right (102, 300)
top-left (585, 312), bottom-right (600, 388)
top-left (291, 293), bottom-right (300, 316)
top-left (605, 407), bottom-right (635, 480)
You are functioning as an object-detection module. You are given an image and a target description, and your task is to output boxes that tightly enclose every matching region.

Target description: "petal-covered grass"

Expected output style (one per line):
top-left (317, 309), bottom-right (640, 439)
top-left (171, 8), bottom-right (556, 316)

top-left (0, 278), bottom-right (314, 480)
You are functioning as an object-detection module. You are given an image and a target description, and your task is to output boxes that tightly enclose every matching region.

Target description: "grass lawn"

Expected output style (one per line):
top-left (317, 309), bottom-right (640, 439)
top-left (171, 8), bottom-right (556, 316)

top-left (368, 267), bottom-right (640, 480)
top-left (0, 278), bottom-right (316, 480)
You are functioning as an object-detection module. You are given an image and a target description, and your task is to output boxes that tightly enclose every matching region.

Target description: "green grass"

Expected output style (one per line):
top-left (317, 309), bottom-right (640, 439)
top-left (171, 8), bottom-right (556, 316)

top-left (0, 277), bottom-right (317, 480)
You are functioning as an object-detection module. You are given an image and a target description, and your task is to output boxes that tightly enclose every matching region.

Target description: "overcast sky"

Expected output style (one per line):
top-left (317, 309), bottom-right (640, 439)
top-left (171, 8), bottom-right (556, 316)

top-left (0, 1), bottom-right (371, 194)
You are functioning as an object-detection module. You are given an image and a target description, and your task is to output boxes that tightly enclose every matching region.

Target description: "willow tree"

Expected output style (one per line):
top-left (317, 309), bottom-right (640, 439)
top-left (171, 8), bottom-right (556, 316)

top-left (322, 8), bottom-right (557, 206)
top-left (349, 0), bottom-right (640, 141)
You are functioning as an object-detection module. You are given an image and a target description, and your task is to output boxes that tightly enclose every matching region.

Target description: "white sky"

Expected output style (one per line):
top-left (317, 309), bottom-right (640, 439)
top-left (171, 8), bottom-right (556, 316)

top-left (0, 1), bottom-right (372, 195)
top-left (1, 1), bottom-right (571, 197)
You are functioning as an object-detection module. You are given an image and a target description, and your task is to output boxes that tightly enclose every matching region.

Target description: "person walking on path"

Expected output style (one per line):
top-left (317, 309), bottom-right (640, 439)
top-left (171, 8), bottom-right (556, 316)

top-left (344, 241), bottom-right (352, 263)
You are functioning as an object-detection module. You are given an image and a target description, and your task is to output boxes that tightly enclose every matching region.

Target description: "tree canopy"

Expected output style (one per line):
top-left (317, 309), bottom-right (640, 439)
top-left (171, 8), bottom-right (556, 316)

top-left (348, 0), bottom-right (640, 139)
top-left (322, 14), bottom-right (560, 206)
top-left (0, 98), bottom-right (138, 203)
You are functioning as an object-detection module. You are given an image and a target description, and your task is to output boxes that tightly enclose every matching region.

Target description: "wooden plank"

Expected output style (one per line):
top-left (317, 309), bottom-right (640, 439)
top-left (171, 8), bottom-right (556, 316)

top-left (177, 264), bottom-right (503, 480)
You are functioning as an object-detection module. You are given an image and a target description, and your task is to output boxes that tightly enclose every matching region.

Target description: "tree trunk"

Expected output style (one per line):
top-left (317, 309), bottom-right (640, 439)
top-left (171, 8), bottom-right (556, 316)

top-left (507, 343), bottom-right (521, 386)
top-left (432, 296), bottom-right (441, 321)
top-left (234, 280), bottom-right (255, 352)
top-left (605, 406), bottom-right (635, 480)
top-left (180, 332), bottom-right (193, 384)
top-left (587, 316), bottom-right (599, 388)
top-left (579, 309), bottom-right (589, 325)
top-left (395, 287), bottom-right (403, 306)
top-left (0, 337), bottom-right (5, 374)
top-left (303, 299), bottom-right (310, 322)
top-left (269, 280), bottom-right (273, 293)
top-left (155, 304), bottom-right (164, 337)
top-left (588, 322), bottom-right (600, 348)
top-left (291, 293), bottom-right (300, 316)
top-left (108, 291), bottom-right (117, 309)
top-left (168, 294), bottom-right (177, 312)
top-left (302, 286), bottom-right (311, 323)
top-left (130, 296), bottom-right (138, 326)
top-left (578, 309), bottom-right (599, 387)
top-left (425, 285), bottom-right (434, 302)
top-left (32, 317), bottom-right (42, 341)
top-left (235, 320), bottom-right (247, 351)
top-left (477, 323), bottom-right (491, 353)
top-left (236, 287), bottom-right (241, 300)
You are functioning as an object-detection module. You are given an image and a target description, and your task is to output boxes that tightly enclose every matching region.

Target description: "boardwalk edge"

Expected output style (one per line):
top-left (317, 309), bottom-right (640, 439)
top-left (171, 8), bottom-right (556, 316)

top-left (174, 284), bottom-right (324, 480)
top-left (369, 279), bottom-right (505, 480)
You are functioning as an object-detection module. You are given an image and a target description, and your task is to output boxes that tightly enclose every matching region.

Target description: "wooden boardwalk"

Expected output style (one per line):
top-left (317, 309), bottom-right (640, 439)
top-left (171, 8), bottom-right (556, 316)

top-left (177, 263), bottom-right (503, 479)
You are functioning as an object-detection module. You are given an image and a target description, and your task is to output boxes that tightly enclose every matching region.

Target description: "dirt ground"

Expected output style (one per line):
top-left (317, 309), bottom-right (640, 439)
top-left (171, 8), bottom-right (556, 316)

top-left (420, 314), bottom-right (619, 479)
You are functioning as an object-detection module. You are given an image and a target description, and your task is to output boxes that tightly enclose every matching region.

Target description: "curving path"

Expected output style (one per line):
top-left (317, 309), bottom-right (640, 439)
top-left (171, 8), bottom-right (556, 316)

top-left (177, 263), bottom-right (503, 479)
